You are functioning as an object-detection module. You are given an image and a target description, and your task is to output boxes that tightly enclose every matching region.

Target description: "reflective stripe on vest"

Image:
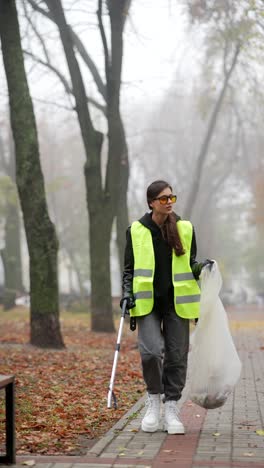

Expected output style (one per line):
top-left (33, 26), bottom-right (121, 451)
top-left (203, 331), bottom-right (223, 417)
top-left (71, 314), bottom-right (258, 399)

top-left (130, 219), bottom-right (200, 319)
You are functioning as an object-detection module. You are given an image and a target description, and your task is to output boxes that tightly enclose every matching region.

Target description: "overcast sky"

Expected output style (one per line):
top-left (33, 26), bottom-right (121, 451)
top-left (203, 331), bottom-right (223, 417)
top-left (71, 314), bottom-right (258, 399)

top-left (1, 1), bottom-right (201, 110)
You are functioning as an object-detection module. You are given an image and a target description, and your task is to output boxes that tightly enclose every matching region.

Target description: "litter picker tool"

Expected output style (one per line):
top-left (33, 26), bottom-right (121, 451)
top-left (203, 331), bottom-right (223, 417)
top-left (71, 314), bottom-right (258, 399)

top-left (107, 299), bottom-right (128, 409)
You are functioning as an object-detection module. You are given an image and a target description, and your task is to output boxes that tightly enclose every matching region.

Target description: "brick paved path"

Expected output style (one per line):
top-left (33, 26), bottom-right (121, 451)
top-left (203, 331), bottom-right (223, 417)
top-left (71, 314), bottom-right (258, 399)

top-left (4, 306), bottom-right (264, 468)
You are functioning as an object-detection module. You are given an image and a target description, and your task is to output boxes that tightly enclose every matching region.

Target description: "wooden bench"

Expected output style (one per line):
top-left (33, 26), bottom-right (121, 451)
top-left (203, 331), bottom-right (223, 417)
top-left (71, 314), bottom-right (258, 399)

top-left (0, 375), bottom-right (15, 464)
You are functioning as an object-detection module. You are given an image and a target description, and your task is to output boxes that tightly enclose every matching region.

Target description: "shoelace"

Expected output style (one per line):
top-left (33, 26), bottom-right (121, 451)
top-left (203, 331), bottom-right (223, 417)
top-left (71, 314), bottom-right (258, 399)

top-left (145, 396), bottom-right (160, 412)
top-left (166, 401), bottom-right (180, 417)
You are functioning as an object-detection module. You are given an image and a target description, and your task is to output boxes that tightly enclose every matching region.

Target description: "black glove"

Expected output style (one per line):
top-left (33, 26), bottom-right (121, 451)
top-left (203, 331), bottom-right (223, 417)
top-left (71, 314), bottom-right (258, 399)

top-left (120, 295), bottom-right (135, 313)
top-left (201, 259), bottom-right (214, 271)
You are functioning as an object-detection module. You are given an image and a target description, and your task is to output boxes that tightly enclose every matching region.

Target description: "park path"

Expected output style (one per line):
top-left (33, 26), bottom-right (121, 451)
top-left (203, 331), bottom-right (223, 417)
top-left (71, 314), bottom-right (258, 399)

top-left (5, 305), bottom-right (264, 468)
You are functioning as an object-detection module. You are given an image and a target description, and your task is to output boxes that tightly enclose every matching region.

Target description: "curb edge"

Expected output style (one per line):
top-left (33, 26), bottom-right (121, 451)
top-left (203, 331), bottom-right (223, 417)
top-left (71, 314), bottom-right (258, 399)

top-left (86, 394), bottom-right (146, 456)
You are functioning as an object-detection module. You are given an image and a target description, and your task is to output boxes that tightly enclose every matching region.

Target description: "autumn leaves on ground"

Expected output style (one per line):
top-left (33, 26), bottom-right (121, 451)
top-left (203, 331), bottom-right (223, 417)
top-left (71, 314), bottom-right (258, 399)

top-left (0, 308), bottom-right (144, 455)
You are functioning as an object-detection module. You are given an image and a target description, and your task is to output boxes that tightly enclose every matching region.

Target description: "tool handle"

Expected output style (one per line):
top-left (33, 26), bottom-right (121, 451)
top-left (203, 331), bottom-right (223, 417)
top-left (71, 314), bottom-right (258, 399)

top-left (107, 299), bottom-right (128, 408)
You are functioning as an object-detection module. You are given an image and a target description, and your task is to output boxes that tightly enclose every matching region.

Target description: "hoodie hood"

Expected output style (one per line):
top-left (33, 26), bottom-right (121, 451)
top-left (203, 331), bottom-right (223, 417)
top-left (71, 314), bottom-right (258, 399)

top-left (138, 211), bottom-right (181, 232)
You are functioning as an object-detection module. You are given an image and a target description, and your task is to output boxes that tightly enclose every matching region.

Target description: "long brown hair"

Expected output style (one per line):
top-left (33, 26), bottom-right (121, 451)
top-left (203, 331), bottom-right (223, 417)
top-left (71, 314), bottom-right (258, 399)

top-left (146, 180), bottom-right (185, 256)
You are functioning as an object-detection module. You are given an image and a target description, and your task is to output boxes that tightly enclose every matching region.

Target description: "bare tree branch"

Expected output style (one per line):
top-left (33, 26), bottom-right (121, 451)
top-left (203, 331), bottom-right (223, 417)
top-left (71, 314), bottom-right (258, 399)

top-left (184, 41), bottom-right (241, 219)
top-left (85, 96), bottom-right (106, 115)
top-left (27, 0), bottom-right (52, 20)
top-left (25, 50), bottom-right (73, 94)
top-left (24, 49), bottom-right (107, 115)
top-left (29, 95), bottom-right (74, 111)
top-left (97, 0), bottom-right (110, 98)
top-left (222, 37), bottom-right (229, 76)
top-left (27, 0), bottom-right (107, 102)
top-left (22, 0), bottom-right (50, 62)
top-left (70, 29), bottom-right (107, 101)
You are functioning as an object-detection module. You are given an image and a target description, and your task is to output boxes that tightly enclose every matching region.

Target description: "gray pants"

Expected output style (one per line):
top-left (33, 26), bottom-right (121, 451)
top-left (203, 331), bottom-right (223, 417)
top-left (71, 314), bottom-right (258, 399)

top-left (137, 298), bottom-right (189, 401)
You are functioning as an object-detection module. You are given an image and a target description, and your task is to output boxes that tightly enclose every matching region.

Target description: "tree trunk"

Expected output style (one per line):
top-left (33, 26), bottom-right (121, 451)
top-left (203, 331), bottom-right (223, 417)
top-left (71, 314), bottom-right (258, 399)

top-left (45, 0), bottom-right (115, 332)
top-left (0, 0), bottom-right (64, 348)
top-left (107, 0), bottom-right (130, 277)
top-left (1, 201), bottom-right (24, 309)
top-left (116, 123), bottom-right (129, 277)
top-left (184, 44), bottom-right (240, 219)
top-left (116, 192), bottom-right (129, 276)
top-left (84, 148), bottom-right (115, 332)
top-left (89, 206), bottom-right (113, 331)
top-left (30, 0), bottom-right (131, 329)
top-left (66, 250), bottom-right (85, 298)
top-left (0, 134), bottom-right (24, 310)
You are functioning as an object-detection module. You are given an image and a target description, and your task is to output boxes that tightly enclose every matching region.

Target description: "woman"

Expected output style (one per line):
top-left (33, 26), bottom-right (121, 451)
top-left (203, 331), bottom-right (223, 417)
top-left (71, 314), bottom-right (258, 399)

top-left (120, 180), bottom-right (213, 434)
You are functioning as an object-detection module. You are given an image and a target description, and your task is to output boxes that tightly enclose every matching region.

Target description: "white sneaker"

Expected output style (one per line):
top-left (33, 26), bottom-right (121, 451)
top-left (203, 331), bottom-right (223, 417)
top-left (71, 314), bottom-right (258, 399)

top-left (164, 401), bottom-right (185, 434)
top-left (141, 394), bottom-right (161, 432)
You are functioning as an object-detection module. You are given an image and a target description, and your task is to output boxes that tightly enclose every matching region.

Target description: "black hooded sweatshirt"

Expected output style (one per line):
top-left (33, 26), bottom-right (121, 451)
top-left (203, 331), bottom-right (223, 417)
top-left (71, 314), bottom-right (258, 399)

top-left (122, 212), bottom-right (203, 302)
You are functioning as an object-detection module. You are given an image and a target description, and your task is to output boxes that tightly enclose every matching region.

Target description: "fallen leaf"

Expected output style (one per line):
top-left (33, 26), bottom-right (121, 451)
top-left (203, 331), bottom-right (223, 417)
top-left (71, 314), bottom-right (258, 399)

top-left (129, 428), bottom-right (139, 433)
top-left (239, 420), bottom-right (258, 426)
top-left (212, 432), bottom-right (221, 437)
top-left (22, 461), bottom-right (36, 466)
top-left (256, 430), bottom-right (264, 436)
top-left (0, 311), bottom-right (145, 455)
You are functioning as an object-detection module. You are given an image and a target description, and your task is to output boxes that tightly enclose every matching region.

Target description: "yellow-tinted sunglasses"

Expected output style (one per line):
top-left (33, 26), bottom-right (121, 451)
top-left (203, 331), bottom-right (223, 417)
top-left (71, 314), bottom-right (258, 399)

top-left (153, 194), bottom-right (177, 205)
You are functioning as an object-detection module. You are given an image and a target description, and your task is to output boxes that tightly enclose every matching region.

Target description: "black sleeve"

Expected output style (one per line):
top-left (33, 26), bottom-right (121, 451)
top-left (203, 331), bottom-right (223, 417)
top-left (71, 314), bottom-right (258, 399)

top-left (122, 227), bottom-right (134, 297)
top-left (190, 227), bottom-right (203, 280)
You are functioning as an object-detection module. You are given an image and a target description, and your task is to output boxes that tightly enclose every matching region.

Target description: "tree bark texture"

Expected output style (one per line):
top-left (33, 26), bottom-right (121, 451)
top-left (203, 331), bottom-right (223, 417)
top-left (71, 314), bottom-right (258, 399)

top-left (0, 0), bottom-right (64, 348)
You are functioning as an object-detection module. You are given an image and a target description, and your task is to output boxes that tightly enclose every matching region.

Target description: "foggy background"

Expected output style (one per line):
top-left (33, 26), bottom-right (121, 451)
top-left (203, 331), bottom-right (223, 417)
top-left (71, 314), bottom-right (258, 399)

top-left (0, 0), bottom-right (263, 305)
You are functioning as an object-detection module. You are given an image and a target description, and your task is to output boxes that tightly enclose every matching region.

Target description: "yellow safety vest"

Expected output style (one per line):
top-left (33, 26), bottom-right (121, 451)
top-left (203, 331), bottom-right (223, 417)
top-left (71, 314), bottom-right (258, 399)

top-left (130, 220), bottom-right (200, 319)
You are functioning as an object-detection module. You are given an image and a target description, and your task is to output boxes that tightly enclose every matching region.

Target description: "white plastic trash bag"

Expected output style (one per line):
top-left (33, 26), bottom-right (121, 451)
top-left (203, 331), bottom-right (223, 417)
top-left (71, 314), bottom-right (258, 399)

top-left (188, 261), bottom-right (242, 409)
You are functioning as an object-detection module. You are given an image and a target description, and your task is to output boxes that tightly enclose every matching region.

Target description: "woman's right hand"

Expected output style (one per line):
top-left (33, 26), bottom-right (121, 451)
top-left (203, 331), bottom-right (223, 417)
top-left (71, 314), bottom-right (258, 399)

top-left (120, 295), bottom-right (135, 310)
